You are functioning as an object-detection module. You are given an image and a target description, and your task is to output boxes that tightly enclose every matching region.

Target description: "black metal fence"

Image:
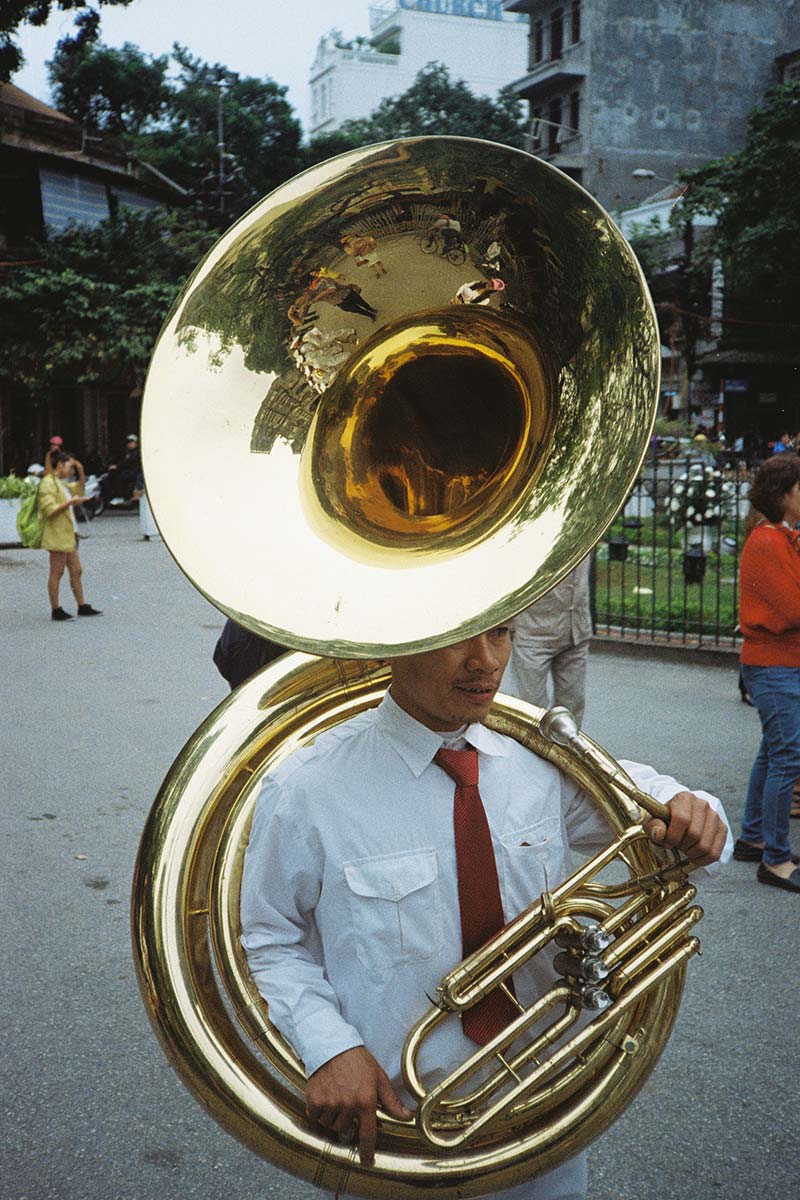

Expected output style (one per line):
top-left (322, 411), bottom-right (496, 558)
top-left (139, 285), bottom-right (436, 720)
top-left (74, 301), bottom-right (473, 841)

top-left (593, 446), bottom-right (751, 648)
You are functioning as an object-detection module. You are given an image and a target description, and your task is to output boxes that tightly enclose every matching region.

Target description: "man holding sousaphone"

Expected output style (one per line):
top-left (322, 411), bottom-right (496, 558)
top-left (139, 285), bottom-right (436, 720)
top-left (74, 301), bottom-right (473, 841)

top-left (241, 625), bottom-right (730, 1198)
top-left (135, 133), bottom-right (736, 1200)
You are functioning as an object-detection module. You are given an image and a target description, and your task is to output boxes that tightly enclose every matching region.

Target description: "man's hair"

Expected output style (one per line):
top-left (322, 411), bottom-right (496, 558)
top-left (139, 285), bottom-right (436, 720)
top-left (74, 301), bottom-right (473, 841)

top-left (748, 454), bottom-right (800, 523)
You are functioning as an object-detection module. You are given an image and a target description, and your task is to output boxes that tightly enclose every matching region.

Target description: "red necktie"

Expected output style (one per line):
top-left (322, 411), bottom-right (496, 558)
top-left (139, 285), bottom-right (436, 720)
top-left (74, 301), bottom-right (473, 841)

top-left (435, 746), bottom-right (519, 1044)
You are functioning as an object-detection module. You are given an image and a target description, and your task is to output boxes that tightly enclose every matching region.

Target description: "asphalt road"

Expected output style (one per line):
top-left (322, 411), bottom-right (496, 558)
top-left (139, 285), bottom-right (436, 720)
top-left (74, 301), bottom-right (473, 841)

top-left (1, 515), bottom-right (796, 1200)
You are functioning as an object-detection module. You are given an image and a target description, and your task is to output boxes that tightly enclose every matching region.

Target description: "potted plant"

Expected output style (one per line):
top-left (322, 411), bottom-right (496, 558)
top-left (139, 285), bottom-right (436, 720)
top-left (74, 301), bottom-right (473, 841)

top-left (0, 475), bottom-right (37, 545)
top-left (668, 464), bottom-right (725, 583)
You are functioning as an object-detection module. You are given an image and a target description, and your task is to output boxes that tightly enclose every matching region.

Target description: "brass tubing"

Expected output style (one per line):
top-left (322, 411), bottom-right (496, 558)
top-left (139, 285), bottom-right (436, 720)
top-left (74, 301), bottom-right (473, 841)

top-left (416, 941), bottom-right (698, 1150)
top-left (419, 999), bottom-right (582, 1118)
top-left (601, 885), bottom-right (697, 970)
top-left (607, 912), bottom-right (704, 997)
top-left (440, 829), bottom-right (645, 1009)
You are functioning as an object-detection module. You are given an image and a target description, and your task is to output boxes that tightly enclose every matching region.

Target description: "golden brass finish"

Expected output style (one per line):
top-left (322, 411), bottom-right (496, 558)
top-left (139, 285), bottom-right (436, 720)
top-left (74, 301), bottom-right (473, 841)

top-left (302, 308), bottom-right (555, 564)
top-left (132, 137), bottom-right (680, 1196)
top-left (140, 136), bottom-right (659, 658)
top-left (133, 662), bottom-right (698, 1197)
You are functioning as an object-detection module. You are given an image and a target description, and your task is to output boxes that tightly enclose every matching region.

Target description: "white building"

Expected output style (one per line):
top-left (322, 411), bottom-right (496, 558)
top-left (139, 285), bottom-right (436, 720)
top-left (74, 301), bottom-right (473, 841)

top-left (309, 0), bottom-right (530, 135)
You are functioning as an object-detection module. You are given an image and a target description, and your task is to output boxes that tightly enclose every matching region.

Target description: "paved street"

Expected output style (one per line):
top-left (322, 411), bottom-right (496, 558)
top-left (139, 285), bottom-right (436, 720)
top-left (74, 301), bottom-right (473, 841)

top-left (1, 514), bottom-right (796, 1200)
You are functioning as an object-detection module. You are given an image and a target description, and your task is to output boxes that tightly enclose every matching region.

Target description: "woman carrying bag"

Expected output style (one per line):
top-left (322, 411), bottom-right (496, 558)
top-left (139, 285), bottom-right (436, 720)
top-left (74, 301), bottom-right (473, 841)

top-left (38, 450), bottom-right (102, 622)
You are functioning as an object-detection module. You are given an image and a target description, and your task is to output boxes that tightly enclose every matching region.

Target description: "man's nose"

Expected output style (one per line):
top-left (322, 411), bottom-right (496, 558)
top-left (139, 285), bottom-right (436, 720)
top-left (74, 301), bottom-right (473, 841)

top-left (464, 635), bottom-right (500, 671)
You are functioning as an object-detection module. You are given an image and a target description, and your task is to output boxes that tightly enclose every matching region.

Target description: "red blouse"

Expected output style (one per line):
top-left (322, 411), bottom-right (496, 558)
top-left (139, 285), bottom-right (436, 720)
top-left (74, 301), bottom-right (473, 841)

top-left (739, 521), bottom-right (800, 666)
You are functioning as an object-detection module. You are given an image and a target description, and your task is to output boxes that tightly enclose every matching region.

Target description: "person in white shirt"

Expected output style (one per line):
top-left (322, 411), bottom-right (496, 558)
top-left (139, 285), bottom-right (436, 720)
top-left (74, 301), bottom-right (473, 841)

top-left (504, 555), bottom-right (592, 726)
top-left (241, 625), bottom-right (730, 1199)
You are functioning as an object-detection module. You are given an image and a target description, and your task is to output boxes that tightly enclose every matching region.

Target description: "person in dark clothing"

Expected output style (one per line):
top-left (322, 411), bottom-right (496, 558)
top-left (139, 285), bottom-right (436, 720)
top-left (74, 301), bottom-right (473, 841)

top-left (103, 434), bottom-right (143, 502)
top-left (213, 618), bottom-right (286, 690)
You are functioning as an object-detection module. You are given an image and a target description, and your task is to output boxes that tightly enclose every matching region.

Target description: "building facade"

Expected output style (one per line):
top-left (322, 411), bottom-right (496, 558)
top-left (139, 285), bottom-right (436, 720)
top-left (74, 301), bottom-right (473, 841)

top-left (309, 0), bottom-right (530, 135)
top-left (503, 0), bottom-right (800, 211)
top-left (0, 84), bottom-right (184, 474)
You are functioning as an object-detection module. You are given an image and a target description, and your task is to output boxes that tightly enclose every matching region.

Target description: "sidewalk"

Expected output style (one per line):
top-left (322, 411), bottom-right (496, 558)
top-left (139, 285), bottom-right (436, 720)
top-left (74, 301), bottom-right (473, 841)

top-left (1, 516), bottom-right (795, 1200)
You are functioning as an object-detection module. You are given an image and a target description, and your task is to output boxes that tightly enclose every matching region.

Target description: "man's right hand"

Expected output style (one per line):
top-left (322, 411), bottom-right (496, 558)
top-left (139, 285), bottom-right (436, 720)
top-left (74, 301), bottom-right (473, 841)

top-left (305, 1046), bottom-right (412, 1166)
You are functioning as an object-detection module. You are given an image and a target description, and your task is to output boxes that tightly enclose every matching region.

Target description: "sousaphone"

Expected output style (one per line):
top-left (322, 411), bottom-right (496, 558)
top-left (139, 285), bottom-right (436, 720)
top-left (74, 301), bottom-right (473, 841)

top-left (133, 138), bottom-right (694, 1198)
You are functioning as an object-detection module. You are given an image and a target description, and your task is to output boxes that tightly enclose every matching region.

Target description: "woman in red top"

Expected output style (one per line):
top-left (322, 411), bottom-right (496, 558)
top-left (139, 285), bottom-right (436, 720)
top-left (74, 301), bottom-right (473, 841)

top-left (736, 454), bottom-right (800, 892)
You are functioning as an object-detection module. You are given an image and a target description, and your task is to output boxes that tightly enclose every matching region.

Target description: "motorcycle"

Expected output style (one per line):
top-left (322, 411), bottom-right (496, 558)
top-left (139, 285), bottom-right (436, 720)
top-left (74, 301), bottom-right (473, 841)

top-left (81, 473), bottom-right (105, 519)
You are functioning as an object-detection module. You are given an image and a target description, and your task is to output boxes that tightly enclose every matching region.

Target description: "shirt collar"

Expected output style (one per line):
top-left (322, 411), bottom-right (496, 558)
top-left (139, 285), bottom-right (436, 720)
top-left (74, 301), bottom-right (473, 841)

top-left (376, 691), bottom-right (510, 778)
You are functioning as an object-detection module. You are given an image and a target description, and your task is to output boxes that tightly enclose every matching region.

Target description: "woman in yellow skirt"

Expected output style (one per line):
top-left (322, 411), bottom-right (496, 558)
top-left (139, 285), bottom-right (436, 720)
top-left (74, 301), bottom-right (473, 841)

top-left (38, 450), bottom-right (102, 621)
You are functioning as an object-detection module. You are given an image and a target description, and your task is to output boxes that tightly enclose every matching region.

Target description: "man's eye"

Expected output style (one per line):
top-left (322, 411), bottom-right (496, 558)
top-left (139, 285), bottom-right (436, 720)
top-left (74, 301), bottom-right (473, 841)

top-left (492, 626), bottom-right (510, 639)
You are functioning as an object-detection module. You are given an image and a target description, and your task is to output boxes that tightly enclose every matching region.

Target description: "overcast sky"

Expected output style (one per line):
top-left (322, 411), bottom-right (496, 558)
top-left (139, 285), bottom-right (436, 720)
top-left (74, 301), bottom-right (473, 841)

top-left (12, 0), bottom-right (376, 132)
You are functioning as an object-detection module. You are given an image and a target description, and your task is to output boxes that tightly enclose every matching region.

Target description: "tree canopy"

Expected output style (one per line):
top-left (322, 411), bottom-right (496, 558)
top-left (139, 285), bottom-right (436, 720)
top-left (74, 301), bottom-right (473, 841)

top-left (48, 35), bottom-right (169, 135)
top-left (305, 63), bottom-right (527, 167)
top-left (47, 37), bottom-right (304, 221)
top-left (676, 81), bottom-right (800, 347)
top-left (0, 209), bottom-right (217, 396)
top-left (0, 0), bottom-right (131, 81)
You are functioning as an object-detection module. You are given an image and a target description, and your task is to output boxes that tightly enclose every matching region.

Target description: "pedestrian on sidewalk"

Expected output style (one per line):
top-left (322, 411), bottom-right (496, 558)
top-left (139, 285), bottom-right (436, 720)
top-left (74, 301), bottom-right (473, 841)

top-left (734, 454), bottom-right (800, 891)
top-left (502, 554), bottom-right (592, 727)
top-left (37, 450), bottom-right (102, 622)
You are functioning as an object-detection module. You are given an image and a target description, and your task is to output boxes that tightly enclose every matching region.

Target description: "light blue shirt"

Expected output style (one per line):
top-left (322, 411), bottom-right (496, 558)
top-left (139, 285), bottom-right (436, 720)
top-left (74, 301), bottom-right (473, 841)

top-left (241, 691), bottom-right (731, 1085)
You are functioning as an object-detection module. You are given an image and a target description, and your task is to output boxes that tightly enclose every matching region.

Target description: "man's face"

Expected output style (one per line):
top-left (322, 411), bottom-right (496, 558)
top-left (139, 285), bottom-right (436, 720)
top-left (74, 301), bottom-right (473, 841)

top-left (389, 627), bottom-right (512, 731)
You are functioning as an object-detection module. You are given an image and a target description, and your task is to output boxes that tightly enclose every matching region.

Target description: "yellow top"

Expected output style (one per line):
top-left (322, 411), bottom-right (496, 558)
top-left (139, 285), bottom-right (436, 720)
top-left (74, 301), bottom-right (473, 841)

top-left (37, 473), bottom-right (83, 552)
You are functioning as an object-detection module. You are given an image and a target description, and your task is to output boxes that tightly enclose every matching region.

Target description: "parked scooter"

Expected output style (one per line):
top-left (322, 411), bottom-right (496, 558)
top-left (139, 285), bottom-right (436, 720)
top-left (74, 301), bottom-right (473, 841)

top-left (82, 473), bottom-right (105, 518)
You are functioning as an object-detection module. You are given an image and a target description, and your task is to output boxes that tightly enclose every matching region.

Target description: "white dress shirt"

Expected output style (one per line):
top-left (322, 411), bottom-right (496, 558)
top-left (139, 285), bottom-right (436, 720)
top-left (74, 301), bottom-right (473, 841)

top-left (240, 691), bottom-right (731, 1088)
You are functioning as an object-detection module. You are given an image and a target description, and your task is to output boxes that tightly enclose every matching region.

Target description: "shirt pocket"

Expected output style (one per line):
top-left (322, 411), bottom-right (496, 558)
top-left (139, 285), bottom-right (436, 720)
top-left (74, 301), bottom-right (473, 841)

top-left (499, 817), bottom-right (566, 920)
top-left (343, 849), bottom-right (442, 974)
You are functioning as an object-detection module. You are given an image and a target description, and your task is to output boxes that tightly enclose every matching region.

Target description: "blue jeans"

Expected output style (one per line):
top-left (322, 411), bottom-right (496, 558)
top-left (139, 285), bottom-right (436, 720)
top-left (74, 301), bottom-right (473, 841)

top-left (740, 664), bottom-right (800, 866)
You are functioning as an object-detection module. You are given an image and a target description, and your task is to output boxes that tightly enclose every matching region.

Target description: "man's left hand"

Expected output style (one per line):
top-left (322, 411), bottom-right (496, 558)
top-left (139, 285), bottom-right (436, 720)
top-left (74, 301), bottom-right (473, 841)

top-left (643, 791), bottom-right (728, 867)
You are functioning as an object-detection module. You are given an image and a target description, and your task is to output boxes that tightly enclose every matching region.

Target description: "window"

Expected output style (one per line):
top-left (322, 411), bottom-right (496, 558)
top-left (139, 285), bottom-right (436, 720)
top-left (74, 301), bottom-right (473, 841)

top-left (548, 96), bottom-right (563, 154)
top-left (534, 19), bottom-right (544, 63)
top-left (39, 167), bottom-right (109, 234)
top-left (571, 0), bottom-right (581, 44)
top-left (569, 90), bottom-right (580, 134)
top-left (550, 8), bottom-right (564, 60)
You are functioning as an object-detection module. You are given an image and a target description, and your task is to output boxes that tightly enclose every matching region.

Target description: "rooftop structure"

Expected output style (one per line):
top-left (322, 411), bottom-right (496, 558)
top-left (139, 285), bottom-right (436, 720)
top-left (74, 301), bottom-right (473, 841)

top-left (309, 0), bottom-right (529, 134)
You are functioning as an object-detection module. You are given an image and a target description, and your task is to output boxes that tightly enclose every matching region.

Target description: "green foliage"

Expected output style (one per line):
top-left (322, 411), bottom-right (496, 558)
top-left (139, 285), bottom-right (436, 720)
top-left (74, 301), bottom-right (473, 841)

top-left (1, 0), bottom-right (131, 81)
top-left (46, 39), bottom-right (304, 220)
top-left (145, 46), bottom-right (303, 216)
top-left (0, 474), bottom-right (37, 498)
top-left (675, 82), bottom-right (800, 344)
top-left (626, 216), bottom-right (674, 280)
top-left (0, 208), bottom-right (217, 396)
top-left (305, 64), bottom-right (527, 165)
top-left (49, 37), bottom-right (170, 135)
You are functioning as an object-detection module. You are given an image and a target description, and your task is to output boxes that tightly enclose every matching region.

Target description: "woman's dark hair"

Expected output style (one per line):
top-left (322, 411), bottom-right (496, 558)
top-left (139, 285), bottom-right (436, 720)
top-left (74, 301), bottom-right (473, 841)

top-left (748, 454), bottom-right (800, 523)
top-left (44, 449), bottom-right (70, 474)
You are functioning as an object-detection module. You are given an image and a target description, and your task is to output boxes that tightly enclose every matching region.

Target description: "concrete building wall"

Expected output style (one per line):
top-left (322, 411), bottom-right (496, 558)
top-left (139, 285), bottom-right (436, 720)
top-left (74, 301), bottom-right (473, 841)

top-left (505, 0), bottom-right (800, 210)
top-left (309, 3), bottom-right (529, 135)
top-left (587, 0), bottom-right (798, 207)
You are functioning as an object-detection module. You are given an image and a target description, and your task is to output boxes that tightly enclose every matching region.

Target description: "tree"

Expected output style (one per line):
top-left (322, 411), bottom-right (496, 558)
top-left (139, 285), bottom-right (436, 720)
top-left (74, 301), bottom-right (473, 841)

top-left (46, 39), bottom-right (304, 222)
top-left (676, 81), bottom-right (800, 349)
top-left (626, 216), bottom-right (673, 281)
top-left (0, 208), bottom-right (217, 398)
top-left (305, 63), bottom-right (527, 166)
top-left (48, 35), bottom-right (169, 136)
top-left (0, 0), bottom-right (131, 81)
